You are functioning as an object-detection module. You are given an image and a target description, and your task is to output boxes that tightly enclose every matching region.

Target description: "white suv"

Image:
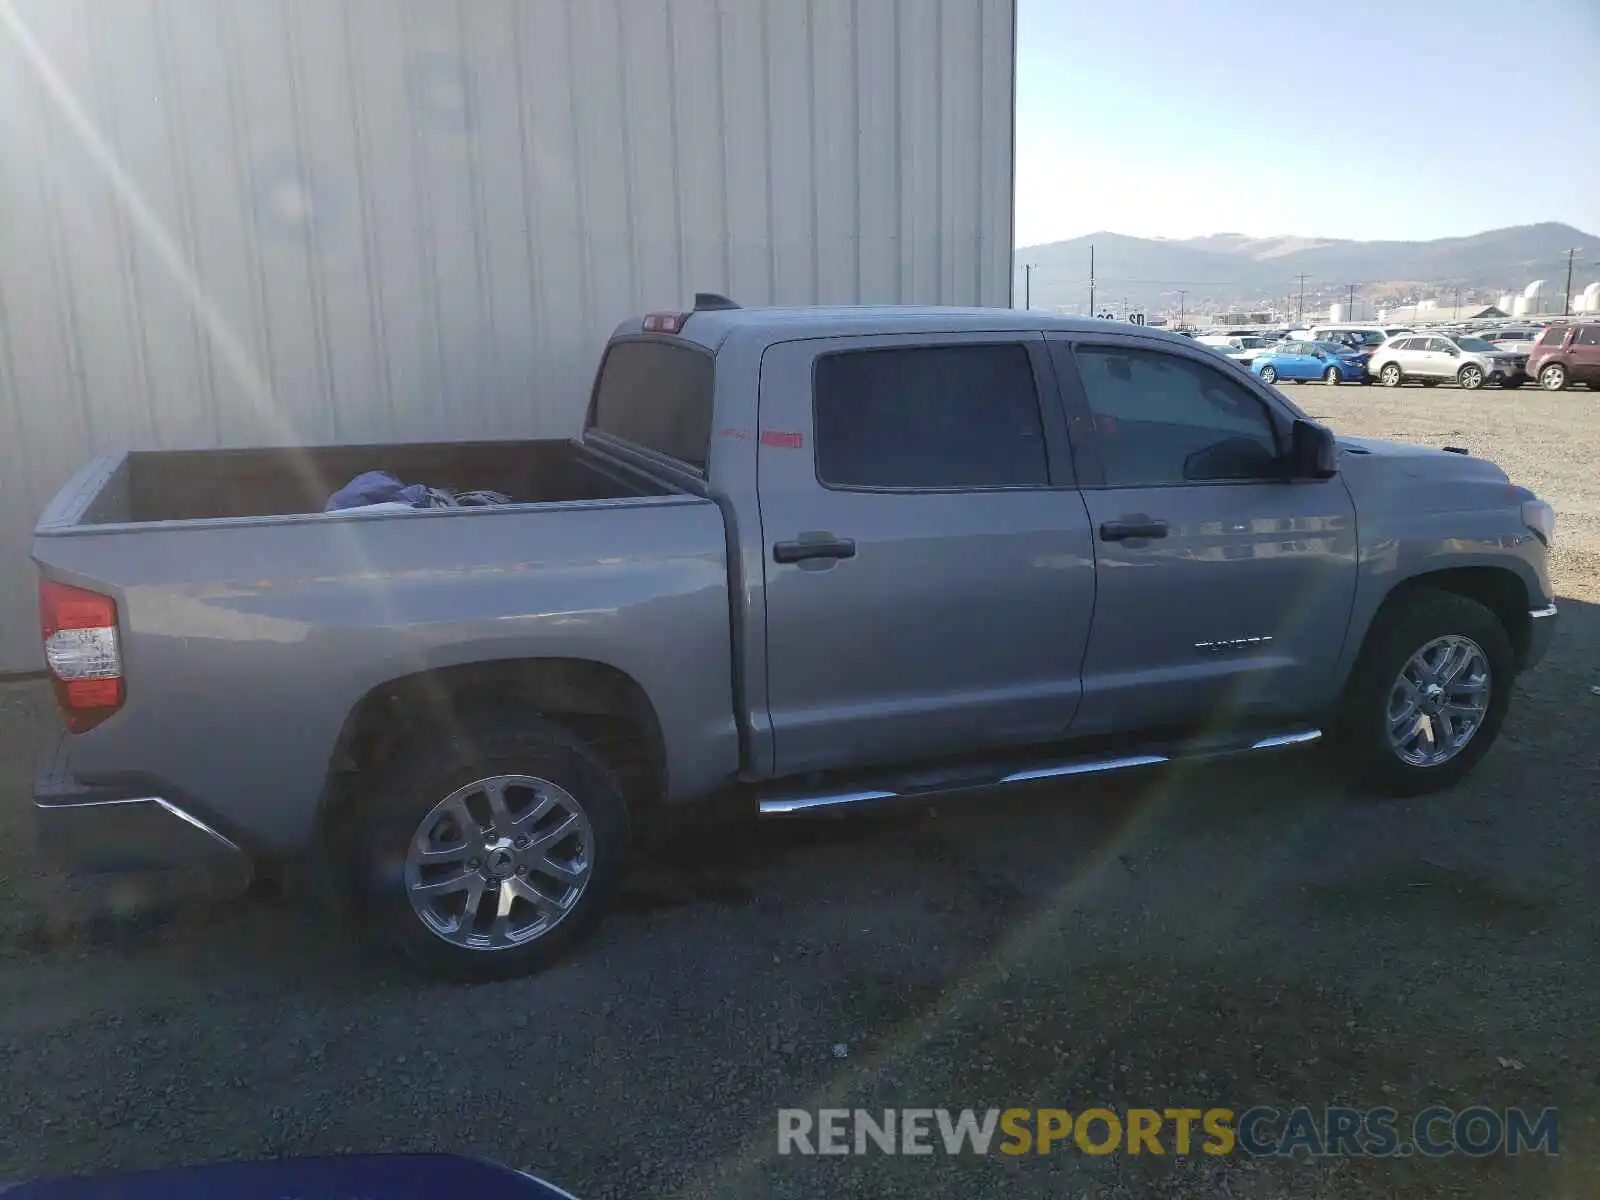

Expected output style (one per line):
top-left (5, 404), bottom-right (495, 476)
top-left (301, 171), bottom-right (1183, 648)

top-left (1369, 333), bottom-right (1529, 390)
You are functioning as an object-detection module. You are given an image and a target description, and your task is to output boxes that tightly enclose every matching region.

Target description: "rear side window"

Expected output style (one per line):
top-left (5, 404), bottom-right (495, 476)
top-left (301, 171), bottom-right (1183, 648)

top-left (812, 344), bottom-right (1048, 489)
top-left (588, 340), bottom-right (715, 470)
top-left (1538, 326), bottom-right (1569, 347)
top-left (1574, 326), bottom-right (1600, 347)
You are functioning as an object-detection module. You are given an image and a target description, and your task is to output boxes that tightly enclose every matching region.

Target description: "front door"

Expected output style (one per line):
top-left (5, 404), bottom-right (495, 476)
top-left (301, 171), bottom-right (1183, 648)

top-left (756, 333), bottom-right (1097, 776)
top-left (1050, 333), bottom-right (1359, 736)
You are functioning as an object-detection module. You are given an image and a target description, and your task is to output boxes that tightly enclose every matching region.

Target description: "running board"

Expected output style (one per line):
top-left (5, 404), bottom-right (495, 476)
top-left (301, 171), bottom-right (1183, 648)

top-left (757, 728), bottom-right (1322, 816)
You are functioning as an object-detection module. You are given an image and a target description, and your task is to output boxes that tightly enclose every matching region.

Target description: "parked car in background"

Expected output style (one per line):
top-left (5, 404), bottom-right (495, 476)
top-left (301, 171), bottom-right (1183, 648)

top-left (1311, 325), bottom-right (1412, 352)
top-left (31, 299), bottom-right (1556, 981)
top-left (1369, 333), bottom-right (1527, 390)
top-left (1252, 339), bottom-right (1368, 385)
top-left (1526, 322), bottom-right (1600, 391)
top-left (1195, 333), bottom-right (1270, 367)
top-left (1478, 328), bottom-right (1542, 355)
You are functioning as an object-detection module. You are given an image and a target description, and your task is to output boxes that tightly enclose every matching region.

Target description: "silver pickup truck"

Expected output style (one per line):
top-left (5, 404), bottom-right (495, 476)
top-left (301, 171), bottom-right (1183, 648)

top-left (32, 298), bottom-right (1557, 980)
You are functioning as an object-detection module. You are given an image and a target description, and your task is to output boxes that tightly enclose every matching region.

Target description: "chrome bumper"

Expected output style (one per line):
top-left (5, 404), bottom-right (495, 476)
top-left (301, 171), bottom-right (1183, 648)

top-left (34, 737), bottom-right (249, 875)
top-left (1525, 604), bottom-right (1557, 670)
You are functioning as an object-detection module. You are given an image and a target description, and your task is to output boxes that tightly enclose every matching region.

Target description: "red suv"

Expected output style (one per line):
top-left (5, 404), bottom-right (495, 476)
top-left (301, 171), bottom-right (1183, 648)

top-left (1527, 322), bottom-right (1600, 391)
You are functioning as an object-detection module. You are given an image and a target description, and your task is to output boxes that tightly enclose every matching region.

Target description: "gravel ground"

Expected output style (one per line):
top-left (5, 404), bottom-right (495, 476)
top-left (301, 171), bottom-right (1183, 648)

top-left (1, 382), bottom-right (1597, 1198)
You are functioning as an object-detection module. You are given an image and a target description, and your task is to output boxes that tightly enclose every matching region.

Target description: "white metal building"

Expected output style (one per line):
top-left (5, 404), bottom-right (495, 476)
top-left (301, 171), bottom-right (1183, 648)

top-left (0, 0), bottom-right (1017, 671)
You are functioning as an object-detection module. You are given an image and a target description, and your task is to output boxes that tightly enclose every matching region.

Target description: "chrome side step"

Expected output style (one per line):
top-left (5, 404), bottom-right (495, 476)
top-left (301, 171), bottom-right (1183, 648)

top-left (757, 729), bottom-right (1321, 816)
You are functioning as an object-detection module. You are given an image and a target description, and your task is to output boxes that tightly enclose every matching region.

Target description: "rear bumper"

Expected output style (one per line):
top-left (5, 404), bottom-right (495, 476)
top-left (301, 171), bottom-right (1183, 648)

top-left (34, 736), bottom-right (251, 877)
top-left (1524, 603), bottom-right (1557, 670)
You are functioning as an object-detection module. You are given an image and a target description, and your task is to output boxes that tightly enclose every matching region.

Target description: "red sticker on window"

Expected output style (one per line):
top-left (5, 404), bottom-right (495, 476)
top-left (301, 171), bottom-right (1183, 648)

top-left (761, 430), bottom-right (804, 449)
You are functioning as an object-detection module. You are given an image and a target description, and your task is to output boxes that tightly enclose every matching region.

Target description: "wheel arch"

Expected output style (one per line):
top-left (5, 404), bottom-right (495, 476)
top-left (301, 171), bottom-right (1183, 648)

top-left (320, 657), bottom-right (668, 839)
top-left (1349, 566), bottom-right (1535, 684)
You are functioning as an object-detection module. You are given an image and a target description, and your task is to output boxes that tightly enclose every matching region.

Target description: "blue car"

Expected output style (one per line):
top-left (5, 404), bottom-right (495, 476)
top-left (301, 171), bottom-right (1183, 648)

top-left (1252, 339), bottom-right (1367, 385)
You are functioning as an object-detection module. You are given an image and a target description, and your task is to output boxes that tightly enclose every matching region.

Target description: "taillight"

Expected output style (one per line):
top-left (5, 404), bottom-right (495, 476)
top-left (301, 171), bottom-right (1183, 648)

top-left (38, 578), bottom-right (124, 732)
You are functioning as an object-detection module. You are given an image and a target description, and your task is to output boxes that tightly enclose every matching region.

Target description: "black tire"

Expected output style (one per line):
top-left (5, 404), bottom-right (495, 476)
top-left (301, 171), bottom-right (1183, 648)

top-left (1457, 364), bottom-right (1485, 390)
top-left (1258, 365), bottom-right (1278, 384)
top-left (354, 713), bottom-right (631, 982)
top-left (1500, 378), bottom-right (1524, 389)
top-left (1422, 380), bottom-right (1439, 388)
top-left (1539, 363), bottom-right (1567, 391)
top-left (1323, 366), bottom-right (1341, 384)
top-left (1337, 590), bottom-right (1514, 797)
top-left (1378, 363), bottom-right (1403, 387)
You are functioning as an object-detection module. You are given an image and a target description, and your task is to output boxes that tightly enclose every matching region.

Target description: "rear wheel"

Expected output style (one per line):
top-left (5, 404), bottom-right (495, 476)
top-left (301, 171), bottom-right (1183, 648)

top-left (1539, 363), bottom-right (1567, 391)
top-left (1457, 364), bottom-right (1484, 390)
top-left (1379, 363), bottom-right (1403, 387)
top-left (355, 714), bottom-right (631, 982)
top-left (1323, 366), bottom-right (1341, 384)
top-left (1337, 591), bottom-right (1513, 797)
top-left (1258, 365), bottom-right (1278, 384)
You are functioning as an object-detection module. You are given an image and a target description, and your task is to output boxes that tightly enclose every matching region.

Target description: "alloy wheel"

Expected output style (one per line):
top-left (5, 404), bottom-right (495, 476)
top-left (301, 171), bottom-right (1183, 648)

top-left (403, 774), bottom-right (594, 950)
top-left (1385, 635), bottom-right (1491, 768)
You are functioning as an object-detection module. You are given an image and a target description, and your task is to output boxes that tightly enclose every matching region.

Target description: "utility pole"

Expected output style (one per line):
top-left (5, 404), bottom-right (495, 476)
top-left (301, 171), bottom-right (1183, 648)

top-left (1347, 283), bottom-right (1356, 320)
top-left (1564, 247), bottom-right (1581, 316)
top-left (1088, 244), bottom-right (1096, 317)
top-left (1177, 289), bottom-right (1187, 327)
top-left (1295, 273), bottom-right (1310, 323)
top-left (1453, 285), bottom-right (1461, 321)
top-left (1023, 263), bottom-right (1035, 310)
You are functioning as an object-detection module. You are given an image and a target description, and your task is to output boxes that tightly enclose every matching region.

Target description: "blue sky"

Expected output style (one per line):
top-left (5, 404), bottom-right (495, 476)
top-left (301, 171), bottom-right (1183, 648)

top-left (1014, 0), bottom-right (1600, 246)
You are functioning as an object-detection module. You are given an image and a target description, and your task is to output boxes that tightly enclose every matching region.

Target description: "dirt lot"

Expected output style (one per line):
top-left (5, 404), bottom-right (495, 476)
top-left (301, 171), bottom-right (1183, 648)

top-left (1, 383), bottom-right (1597, 1198)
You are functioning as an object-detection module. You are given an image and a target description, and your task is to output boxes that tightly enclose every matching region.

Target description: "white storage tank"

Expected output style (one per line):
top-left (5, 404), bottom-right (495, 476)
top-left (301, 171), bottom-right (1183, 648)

top-left (1578, 282), bottom-right (1600, 314)
top-left (1327, 303), bottom-right (1345, 323)
top-left (0, 0), bottom-right (1017, 671)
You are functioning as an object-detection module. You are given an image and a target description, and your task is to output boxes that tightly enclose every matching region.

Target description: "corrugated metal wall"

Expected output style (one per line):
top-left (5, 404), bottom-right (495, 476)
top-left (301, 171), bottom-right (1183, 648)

top-left (0, 0), bottom-right (1017, 671)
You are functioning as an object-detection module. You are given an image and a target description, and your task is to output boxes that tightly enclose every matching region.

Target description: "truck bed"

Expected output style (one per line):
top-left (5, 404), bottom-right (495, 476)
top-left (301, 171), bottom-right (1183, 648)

top-left (52, 438), bottom-right (673, 527)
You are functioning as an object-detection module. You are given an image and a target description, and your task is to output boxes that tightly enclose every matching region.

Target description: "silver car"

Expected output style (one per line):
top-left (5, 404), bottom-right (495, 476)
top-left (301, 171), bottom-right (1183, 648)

top-left (1369, 333), bottom-right (1528, 390)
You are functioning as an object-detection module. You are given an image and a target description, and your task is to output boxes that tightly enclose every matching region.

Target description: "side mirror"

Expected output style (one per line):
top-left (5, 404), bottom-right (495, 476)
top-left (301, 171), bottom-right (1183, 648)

top-left (1290, 419), bottom-right (1338, 480)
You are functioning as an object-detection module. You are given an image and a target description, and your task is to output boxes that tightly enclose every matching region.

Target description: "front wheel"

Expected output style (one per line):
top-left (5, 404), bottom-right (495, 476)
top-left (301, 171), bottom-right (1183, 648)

top-left (355, 714), bottom-right (631, 981)
top-left (1258, 365), bottom-right (1278, 384)
top-left (1337, 591), bottom-right (1513, 797)
top-left (1323, 366), bottom-right (1341, 384)
top-left (1457, 364), bottom-right (1485, 390)
top-left (1379, 363), bottom-right (1402, 387)
top-left (1540, 363), bottom-right (1567, 391)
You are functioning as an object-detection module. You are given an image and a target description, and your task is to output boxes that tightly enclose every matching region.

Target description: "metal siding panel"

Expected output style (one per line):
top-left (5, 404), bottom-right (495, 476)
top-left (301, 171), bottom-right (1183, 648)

top-left (766, 0), bottom-right (815, 303)
top-left (669, 0), bottom-right (731, 301)
top-left (718, 0), bottom-right (772, 303)
top-left (0, 0), bottom-right (1015, 668)
top-left (897, 0), bottom-right (941, 304)
top-left (979, 0), bottom-right (1016, 306)
top-left (853, 0), bottom-right (899, 302)
top-left (810, 0), bottom-right (858, 303)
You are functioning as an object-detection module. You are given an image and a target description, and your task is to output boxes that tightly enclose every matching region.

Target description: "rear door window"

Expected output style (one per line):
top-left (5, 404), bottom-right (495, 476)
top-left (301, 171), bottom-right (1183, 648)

top-left (1573, 327), bottom-right (1600, 347)
top-left (588, 339), bottom-right (715, 470)
top-left (1538, 327), bottom-right (1570, 347)
top-left (812, 344), bottom-right (1049, 489)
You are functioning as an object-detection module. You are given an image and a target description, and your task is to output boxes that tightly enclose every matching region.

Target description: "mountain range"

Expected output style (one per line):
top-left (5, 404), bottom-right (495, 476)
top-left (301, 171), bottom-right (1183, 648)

top-left (1014, 222), bottom-right (1598, 317)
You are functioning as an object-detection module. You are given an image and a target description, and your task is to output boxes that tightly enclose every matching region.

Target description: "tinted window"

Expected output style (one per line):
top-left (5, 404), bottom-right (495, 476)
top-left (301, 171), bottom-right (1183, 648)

top-left (1573, 326), bottom-right (1600, 347)
top-left (1538, 326), bottom-right (1569, 346)
top-left (1426, 338), bottom-right (1454, 353)
top-left (1074, 345), bottom-right (1280, 486)
top-left (1389, 338), bottom-right (1415, 351)
top-left (812, 344), bottom-right (1048, 489)
top-left (588, 340), bottom-right (715, 469)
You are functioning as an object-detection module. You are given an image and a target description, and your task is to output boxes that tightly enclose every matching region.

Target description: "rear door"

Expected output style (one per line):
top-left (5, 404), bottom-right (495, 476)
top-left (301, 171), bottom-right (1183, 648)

top-left (1048, 332), bottom-right (1358, 734)
top-left (756, 333), bottom-right (1098, 776)
top-left (1571, 325), bottom-right (1600, 382)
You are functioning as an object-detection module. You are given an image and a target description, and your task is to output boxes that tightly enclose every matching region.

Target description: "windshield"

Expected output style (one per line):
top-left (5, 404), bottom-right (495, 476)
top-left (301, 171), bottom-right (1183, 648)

top-left (1454, 337), bottom-right (1499, 352)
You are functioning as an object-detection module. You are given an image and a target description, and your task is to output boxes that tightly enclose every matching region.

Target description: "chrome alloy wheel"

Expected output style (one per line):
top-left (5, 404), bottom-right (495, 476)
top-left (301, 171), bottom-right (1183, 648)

top-left (403, 774), bottom-right (593, 950)
top-left (1385, 635), bottom-right (1491, 767)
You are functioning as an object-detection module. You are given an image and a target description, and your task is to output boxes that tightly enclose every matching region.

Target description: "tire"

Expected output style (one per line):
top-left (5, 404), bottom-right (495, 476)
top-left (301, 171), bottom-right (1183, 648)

top-left (1379, 362), bottom-right (1403, 387)
top-left (354, 713), bottom-right (631, 982)
top-left (1457, 364), bottom-right (1484, 390)
top-left (1323, 366), bottom-right (1341, 384)
top-left (1337, 590), bottom-right (1514, 797)
top-left (1422, 380), bottom-right (1439, 388)
top-left (1539, 363), bottom-right (1567, 391)
top-left (1501, 378), bottom-right (1524, 389)
top-left (1258, 365), bottom-right (1278, 384)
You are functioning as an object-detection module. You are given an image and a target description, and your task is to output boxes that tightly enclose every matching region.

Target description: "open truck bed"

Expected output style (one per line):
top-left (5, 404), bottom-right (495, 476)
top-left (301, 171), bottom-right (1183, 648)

top-left (43, 438), bottom-right (677, 528)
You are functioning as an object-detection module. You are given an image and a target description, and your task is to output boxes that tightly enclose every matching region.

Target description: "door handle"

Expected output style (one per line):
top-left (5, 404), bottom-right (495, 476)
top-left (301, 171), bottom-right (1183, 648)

top-left (773, 535), bottom-right (857, 564)
top-left (1099, 518), bottom-right (1169, 542)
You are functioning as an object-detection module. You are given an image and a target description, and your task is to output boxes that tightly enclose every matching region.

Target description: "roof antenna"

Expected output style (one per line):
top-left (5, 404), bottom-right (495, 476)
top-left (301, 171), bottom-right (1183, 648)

top-left (693, 292), bottom-right (740, 311)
